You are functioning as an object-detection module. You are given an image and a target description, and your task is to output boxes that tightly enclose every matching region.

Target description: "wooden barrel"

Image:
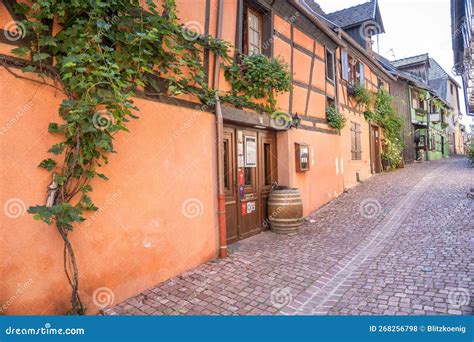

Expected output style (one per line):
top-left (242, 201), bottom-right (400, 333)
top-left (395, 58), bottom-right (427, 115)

top-left (268, 188), bottom-right (303, 234)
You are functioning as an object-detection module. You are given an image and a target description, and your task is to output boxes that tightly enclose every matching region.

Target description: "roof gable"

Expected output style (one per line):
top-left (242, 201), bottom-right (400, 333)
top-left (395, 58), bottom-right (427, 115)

top-left (324, 0), bottom-right (385, 33)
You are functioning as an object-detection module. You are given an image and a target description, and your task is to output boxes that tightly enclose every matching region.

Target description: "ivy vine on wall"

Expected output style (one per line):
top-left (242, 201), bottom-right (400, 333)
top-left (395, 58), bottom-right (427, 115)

top-left (11, 0), bottom-right (291, 314)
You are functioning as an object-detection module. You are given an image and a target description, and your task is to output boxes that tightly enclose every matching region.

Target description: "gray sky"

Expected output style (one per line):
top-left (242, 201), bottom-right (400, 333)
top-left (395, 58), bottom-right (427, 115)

top-left (316, 0), bottom-right (473, 129)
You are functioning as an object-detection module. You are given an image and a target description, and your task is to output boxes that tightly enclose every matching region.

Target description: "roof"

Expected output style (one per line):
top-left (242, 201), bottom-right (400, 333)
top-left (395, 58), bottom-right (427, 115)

top-left (428, 58), bottom-right (448, 80)
top-left (427, 57), bottom-right (461, 87)
top-left (428, 77), bottom-right (447, 100)
top-left (324, 0), bottom-right (385, 33)
top-left (298, 1), bottom-right (395, 81)
top-left (374, 53), bottom-right (399, 75)
top-left (302, 0), bottom-right (326, 17)
top-left (391, 53), bottom-right (430, 68)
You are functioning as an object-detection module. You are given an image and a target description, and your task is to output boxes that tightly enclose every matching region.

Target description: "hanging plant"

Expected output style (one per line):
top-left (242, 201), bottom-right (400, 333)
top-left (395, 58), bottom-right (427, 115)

top-left (432, 98), bottom-right (443, 111)
top-left (418, 90), bottom-right (428, 101)
top-left (326, 105), bottom-right (346, 130)
top-left (223, 53), bottom-right (292, 113)
top-left (352, 84), bottom-right (373, 108)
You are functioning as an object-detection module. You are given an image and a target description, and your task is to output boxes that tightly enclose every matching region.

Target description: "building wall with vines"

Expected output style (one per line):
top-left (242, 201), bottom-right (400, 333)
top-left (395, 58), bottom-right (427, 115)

top-left (0, 0), bottom-right (397, 314)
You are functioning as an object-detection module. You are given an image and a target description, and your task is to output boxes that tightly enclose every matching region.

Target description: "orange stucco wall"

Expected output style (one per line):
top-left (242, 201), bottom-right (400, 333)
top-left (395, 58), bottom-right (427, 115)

top-left (1, 70), bottom-right (218, 314)
top-left (277, 129), bottom-right (344, 216)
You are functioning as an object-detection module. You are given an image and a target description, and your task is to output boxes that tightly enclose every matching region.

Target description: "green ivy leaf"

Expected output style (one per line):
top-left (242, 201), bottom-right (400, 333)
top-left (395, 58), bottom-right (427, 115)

top-left (39, 158), bottom-right (57, 171)
top-left (48, 143), bottom-right (65, 155)
top-left (32, 52), bottom-right (50, 62)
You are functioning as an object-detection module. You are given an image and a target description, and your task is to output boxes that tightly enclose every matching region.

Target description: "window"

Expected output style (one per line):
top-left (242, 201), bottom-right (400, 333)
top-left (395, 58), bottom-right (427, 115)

top-left (325, 48), bottom-right (335, 83)
top-left (377, 78), bottom-right (384, 90)
top-left (450, 83), bottom-right (454, 95)
top-left (223, 140), bottom-right (229, 190)
top-left (263, 143), bottom-right (271, 186)
top-left (351, 122), bottom-right (362, 160)
top-left (347, 56), bottom-right (364, 86)
top-left (241, 2), bottom-right (271, 56)
top-left (326, 96), bottom-right (335, 110)
top-left (245, 8), bottom-right (262, 55)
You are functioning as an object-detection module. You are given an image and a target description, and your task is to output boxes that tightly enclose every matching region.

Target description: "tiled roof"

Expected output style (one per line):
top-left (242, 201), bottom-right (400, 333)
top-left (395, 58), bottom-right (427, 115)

top-left (428, 58), bottom-right (449, 99)
top-left (391, 53), bottom-right (430, 68)
top-left (374, 53), bottom-right (399, 75)
top-left (325, 0), bottom-right (378, 29)
top-left (301, 0), bottom-right (326, 17)
top-left (300, 0), bottom-right (338, 28)
top-left (428, 78), bottom-right (447, 100)
top-left (428, 58), bottom-right (449, 80)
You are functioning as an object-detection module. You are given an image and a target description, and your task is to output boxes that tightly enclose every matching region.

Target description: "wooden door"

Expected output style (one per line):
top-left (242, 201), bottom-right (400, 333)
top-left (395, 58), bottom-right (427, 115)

top-left (223, 125), bottom-right (277, 243)
top-left (238, 129), bottom-right (260, 239)
top-left (370, 125), bottom-right (382, 173)
top-left (223, 127), bottom-right (239, 244)
top-left (258, 131), bottom-right (278, 231)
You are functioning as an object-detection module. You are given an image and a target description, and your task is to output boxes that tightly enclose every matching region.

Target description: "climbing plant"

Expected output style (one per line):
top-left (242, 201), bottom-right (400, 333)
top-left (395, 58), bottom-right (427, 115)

top-left (11, 0), bottom-right (291, 314)
top-left (352, 84), bottom-right (372, 108)
top-left (364, 89), bottom-right (404, 168)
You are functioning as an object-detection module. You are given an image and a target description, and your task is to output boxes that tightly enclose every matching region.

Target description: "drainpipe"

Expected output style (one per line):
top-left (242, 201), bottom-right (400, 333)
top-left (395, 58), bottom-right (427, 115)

top-left (213, 0), bottom-right (227, 258)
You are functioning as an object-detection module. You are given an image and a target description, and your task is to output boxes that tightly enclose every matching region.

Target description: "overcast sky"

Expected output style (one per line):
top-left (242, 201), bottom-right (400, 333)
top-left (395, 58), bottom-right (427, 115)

top-left (316, 0), bottom-right (473, 129)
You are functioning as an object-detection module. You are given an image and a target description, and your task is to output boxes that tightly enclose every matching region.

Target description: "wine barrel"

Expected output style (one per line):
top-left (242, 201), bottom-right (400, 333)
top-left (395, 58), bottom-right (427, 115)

top-left (268, 188), bottom-right (303, 234)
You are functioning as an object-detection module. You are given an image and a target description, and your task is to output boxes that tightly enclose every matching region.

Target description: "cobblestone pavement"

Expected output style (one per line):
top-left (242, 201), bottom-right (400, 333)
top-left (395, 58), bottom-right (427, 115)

top-left (108, 157), bottom-right (473, 316)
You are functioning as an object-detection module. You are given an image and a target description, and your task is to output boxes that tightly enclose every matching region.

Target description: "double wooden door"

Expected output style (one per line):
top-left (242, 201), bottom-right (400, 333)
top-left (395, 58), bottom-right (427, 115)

top-left (223, 126), bottom-right (278, 244)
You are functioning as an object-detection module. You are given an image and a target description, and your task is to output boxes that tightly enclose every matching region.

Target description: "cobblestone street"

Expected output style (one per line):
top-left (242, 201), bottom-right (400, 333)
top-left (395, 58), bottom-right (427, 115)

top-left (109, 157), bottom-right (473, 316)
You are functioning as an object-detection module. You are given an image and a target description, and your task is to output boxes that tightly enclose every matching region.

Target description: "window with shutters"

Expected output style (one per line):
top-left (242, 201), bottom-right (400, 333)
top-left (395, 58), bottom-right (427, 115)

top-left (351, 122), bottom-right (362, 160)
top-left (325, 48), bottom-right (335, 83)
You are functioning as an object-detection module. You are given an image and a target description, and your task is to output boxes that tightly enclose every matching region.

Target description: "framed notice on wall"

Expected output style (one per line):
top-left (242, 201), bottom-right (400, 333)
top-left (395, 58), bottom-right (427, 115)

top-left (295, 143), bottom-right (310, 172)
top-left (244, 136), bottom-right (257, 167)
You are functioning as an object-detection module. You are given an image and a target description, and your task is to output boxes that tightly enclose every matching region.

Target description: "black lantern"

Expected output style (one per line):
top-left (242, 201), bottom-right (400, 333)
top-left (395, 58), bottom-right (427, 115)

top-left (289, 113), bottom-right (301, 129)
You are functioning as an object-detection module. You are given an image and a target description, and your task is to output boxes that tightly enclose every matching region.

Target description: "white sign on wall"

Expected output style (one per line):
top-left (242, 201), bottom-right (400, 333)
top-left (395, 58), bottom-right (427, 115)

top-left (244, 136), bottom-right (257, 167)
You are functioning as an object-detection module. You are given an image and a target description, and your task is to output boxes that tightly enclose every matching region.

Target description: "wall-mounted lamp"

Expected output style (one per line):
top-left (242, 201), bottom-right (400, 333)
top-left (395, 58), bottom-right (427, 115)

top-left (289, 113), bottom-right (301, 129)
